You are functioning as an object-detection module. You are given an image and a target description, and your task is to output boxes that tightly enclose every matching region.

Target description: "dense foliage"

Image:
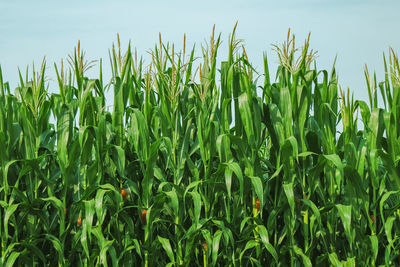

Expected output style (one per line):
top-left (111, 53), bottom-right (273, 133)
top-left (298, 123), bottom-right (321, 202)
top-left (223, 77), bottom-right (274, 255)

top-left (1, 27), bottom-right (400, 266)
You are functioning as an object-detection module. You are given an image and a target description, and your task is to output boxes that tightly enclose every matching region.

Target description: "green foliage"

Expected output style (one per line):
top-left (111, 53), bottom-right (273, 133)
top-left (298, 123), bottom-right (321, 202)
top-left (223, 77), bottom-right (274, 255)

top-left (1, 27), bottom-right (400, 266)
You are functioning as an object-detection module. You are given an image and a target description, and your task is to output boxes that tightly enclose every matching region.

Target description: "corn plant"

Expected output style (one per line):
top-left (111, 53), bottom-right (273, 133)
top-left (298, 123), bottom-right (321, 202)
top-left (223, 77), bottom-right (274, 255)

top-left (0, 27), bottom-right (400, 266)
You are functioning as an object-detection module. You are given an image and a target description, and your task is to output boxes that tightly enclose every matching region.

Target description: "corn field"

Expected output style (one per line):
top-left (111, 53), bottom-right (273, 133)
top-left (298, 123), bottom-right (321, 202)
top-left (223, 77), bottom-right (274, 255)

top-left (1, 26), bottom-right (400, 266)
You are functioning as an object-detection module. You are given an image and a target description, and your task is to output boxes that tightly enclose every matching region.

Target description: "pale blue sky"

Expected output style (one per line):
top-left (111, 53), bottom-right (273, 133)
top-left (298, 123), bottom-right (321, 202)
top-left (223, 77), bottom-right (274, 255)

top-left (1, 0), bottom-right (399, 104)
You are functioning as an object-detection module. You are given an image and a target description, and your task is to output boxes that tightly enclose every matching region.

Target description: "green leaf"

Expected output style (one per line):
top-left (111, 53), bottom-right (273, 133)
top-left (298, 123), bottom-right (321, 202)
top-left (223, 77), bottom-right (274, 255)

top-left (189, 191), bottom-right (201, 224)
top-left (369, 235), bottom-right (378, 263)
top-left (212, 230), bottom-right (222, 266)
top-left (302, 199), bottom-right (322, 227)
top-left (158, 236), bottom-right (175, 263)
top-left (384, 216), bottom-right (396, 247)
top-left (239, 240), bottom-right (258, 264)
top-left (224, 168), bottom-right (233, 200)
top-left (379, 191), bottom-right (399, 225)
top-left (293, 245), bottom-right (312, 267)
top-left (336, 204), bottom-right (353, 247)
top-left (6, 251), bottom-right (21, 266)
top-left (224, 161), bottom-right (243, 203)
top-left (238, 92), bottom-right (255, 147)
top-left (44, 234), bottom-right (64, 265)
top-left (258, 225), bottom-right (278, 263)
top-left (328, 252), bottom-right (343, 267)
top-left (4, 203), bottom-right (19, 240)
top-left (216, 134), bottom-right (232, 163)
top-left (281, 136), bottom-right (298, 164)
top-left (164, 188), bottom-right (179, 216)
top-left (112, 145), bottom-right (125, 178)
top-left (283, 183), bottom-right (295, 218)
top-left (323, 154), bottom-right (343, 170)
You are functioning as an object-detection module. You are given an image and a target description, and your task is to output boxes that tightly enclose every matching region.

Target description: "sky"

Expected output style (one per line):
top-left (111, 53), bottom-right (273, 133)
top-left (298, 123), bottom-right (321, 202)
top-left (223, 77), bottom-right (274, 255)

top-left (1, 0), bottom-right (399, 106)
